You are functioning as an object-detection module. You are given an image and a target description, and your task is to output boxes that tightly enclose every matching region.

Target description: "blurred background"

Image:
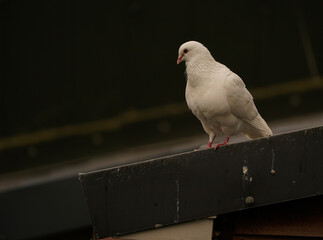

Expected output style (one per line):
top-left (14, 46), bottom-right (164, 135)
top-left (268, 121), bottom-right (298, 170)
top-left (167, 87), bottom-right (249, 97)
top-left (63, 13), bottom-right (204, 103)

top-left (0, 0), bottom-right (322, 239)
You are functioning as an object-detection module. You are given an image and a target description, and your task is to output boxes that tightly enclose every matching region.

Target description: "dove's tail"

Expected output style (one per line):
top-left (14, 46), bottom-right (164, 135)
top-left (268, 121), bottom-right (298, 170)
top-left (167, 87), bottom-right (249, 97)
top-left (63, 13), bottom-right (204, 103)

top-left (244, 114), bottom-right (272, 139)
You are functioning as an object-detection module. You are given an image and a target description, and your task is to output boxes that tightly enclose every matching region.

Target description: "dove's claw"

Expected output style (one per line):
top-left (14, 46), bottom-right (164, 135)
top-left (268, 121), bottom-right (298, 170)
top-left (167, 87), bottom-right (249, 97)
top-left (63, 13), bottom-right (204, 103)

top-left (214, 136), bottom-right (230, 150)
top-left (214, 143), bottom-right (227, 149)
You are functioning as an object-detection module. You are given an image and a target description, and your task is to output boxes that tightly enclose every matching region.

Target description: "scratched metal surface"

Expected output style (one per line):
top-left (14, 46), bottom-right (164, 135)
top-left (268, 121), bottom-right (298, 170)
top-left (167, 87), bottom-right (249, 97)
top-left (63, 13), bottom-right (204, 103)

top-left (79, 126), bottom-right (323, 238)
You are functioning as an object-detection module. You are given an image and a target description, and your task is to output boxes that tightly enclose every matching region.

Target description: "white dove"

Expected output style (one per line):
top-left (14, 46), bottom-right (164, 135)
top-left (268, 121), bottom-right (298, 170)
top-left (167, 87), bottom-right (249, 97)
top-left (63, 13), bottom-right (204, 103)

top-left (177, 41), bottom-right (272, 149)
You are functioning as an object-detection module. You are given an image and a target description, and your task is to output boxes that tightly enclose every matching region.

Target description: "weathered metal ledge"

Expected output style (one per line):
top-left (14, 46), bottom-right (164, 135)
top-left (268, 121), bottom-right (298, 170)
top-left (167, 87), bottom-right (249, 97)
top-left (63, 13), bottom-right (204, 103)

top-left (79, 126), bottom-right (323, 239)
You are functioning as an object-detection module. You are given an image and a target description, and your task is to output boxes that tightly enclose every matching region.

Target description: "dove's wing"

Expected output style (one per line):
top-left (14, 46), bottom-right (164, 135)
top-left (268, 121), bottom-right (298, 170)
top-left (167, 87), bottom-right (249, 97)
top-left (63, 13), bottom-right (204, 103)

top-left (224, 73), bottom-right (258, 121)
top-left (224, 72), bottom-right (272, 138)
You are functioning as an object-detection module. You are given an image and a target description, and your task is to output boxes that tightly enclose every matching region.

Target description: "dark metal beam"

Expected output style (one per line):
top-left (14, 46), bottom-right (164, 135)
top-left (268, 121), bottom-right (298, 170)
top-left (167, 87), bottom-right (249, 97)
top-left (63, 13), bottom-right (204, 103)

top-left (79, 126), bottom-right (323, 239)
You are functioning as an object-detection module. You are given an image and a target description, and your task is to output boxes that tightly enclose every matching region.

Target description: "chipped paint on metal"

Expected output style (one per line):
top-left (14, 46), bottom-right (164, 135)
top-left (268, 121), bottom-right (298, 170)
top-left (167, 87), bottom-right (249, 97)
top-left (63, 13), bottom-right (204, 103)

top-left (271, 149), bottom-right (276, 175)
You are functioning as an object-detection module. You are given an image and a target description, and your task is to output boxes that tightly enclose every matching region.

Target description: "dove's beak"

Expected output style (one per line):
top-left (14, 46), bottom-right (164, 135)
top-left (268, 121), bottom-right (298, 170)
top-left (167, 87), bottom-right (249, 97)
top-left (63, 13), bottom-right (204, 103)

top-left (177, 55), bottom-right (183, 64)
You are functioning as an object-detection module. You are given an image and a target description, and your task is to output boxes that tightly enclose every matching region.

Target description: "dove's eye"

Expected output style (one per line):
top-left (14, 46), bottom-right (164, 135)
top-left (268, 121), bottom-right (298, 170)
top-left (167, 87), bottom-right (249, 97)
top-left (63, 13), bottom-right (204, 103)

top-left (183, 49), bottom-right (188, 53)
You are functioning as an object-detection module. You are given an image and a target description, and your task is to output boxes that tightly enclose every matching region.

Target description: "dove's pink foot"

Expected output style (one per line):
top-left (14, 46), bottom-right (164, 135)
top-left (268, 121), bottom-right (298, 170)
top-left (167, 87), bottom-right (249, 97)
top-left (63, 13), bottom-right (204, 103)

top-left (206, 141), bottom-right (212, 148)
top-left (214, 136), bottom-right (230, 150)
top-left (206, 135), bottom-right (216, 149)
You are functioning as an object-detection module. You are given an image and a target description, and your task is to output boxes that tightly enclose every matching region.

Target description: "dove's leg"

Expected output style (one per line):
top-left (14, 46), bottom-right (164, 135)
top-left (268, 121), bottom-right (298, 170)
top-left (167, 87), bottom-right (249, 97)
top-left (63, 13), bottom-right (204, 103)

top-left (214, 136), bottom-right (230, 149)
top-left (206, 134), bottom-right (216, 148)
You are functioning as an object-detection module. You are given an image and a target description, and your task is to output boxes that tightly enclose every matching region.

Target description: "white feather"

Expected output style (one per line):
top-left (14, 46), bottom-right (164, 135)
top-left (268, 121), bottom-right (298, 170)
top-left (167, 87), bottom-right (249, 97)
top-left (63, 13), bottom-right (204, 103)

top-left (178, 41), bottom-right (272, 144)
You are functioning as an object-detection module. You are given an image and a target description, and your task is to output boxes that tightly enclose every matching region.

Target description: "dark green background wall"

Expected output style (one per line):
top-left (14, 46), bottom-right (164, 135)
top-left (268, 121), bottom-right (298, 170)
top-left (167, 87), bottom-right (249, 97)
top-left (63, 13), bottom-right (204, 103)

top-left (1, 0), bottom-right (322, 136)
top-left (0, 0), bottom-right (322, 172)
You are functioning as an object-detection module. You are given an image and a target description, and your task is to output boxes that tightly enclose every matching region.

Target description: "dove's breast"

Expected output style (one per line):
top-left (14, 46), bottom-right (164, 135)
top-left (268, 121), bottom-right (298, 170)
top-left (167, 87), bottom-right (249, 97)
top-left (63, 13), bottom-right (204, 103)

top-left (185, 78), bottom-right (244, 136)
top-left (185, 78), bottom-right (228, 116)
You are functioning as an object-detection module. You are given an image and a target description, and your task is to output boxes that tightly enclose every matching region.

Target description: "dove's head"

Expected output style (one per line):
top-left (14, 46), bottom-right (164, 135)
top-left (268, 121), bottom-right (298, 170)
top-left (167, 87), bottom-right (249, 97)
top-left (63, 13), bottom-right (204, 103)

top-left (177, 41), bottom-right (211, 64)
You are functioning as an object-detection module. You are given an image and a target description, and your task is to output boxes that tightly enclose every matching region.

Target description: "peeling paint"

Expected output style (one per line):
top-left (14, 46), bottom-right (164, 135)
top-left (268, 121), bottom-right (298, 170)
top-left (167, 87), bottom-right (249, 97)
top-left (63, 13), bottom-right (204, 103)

top-left (242, 166), bottom-right (253, 183)
top-left (155, 224), bottom-right (163, 228)
top-left (271, 149), bottom-right (276, 174)
top-left (242, 166), bottom-right (248, 175)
